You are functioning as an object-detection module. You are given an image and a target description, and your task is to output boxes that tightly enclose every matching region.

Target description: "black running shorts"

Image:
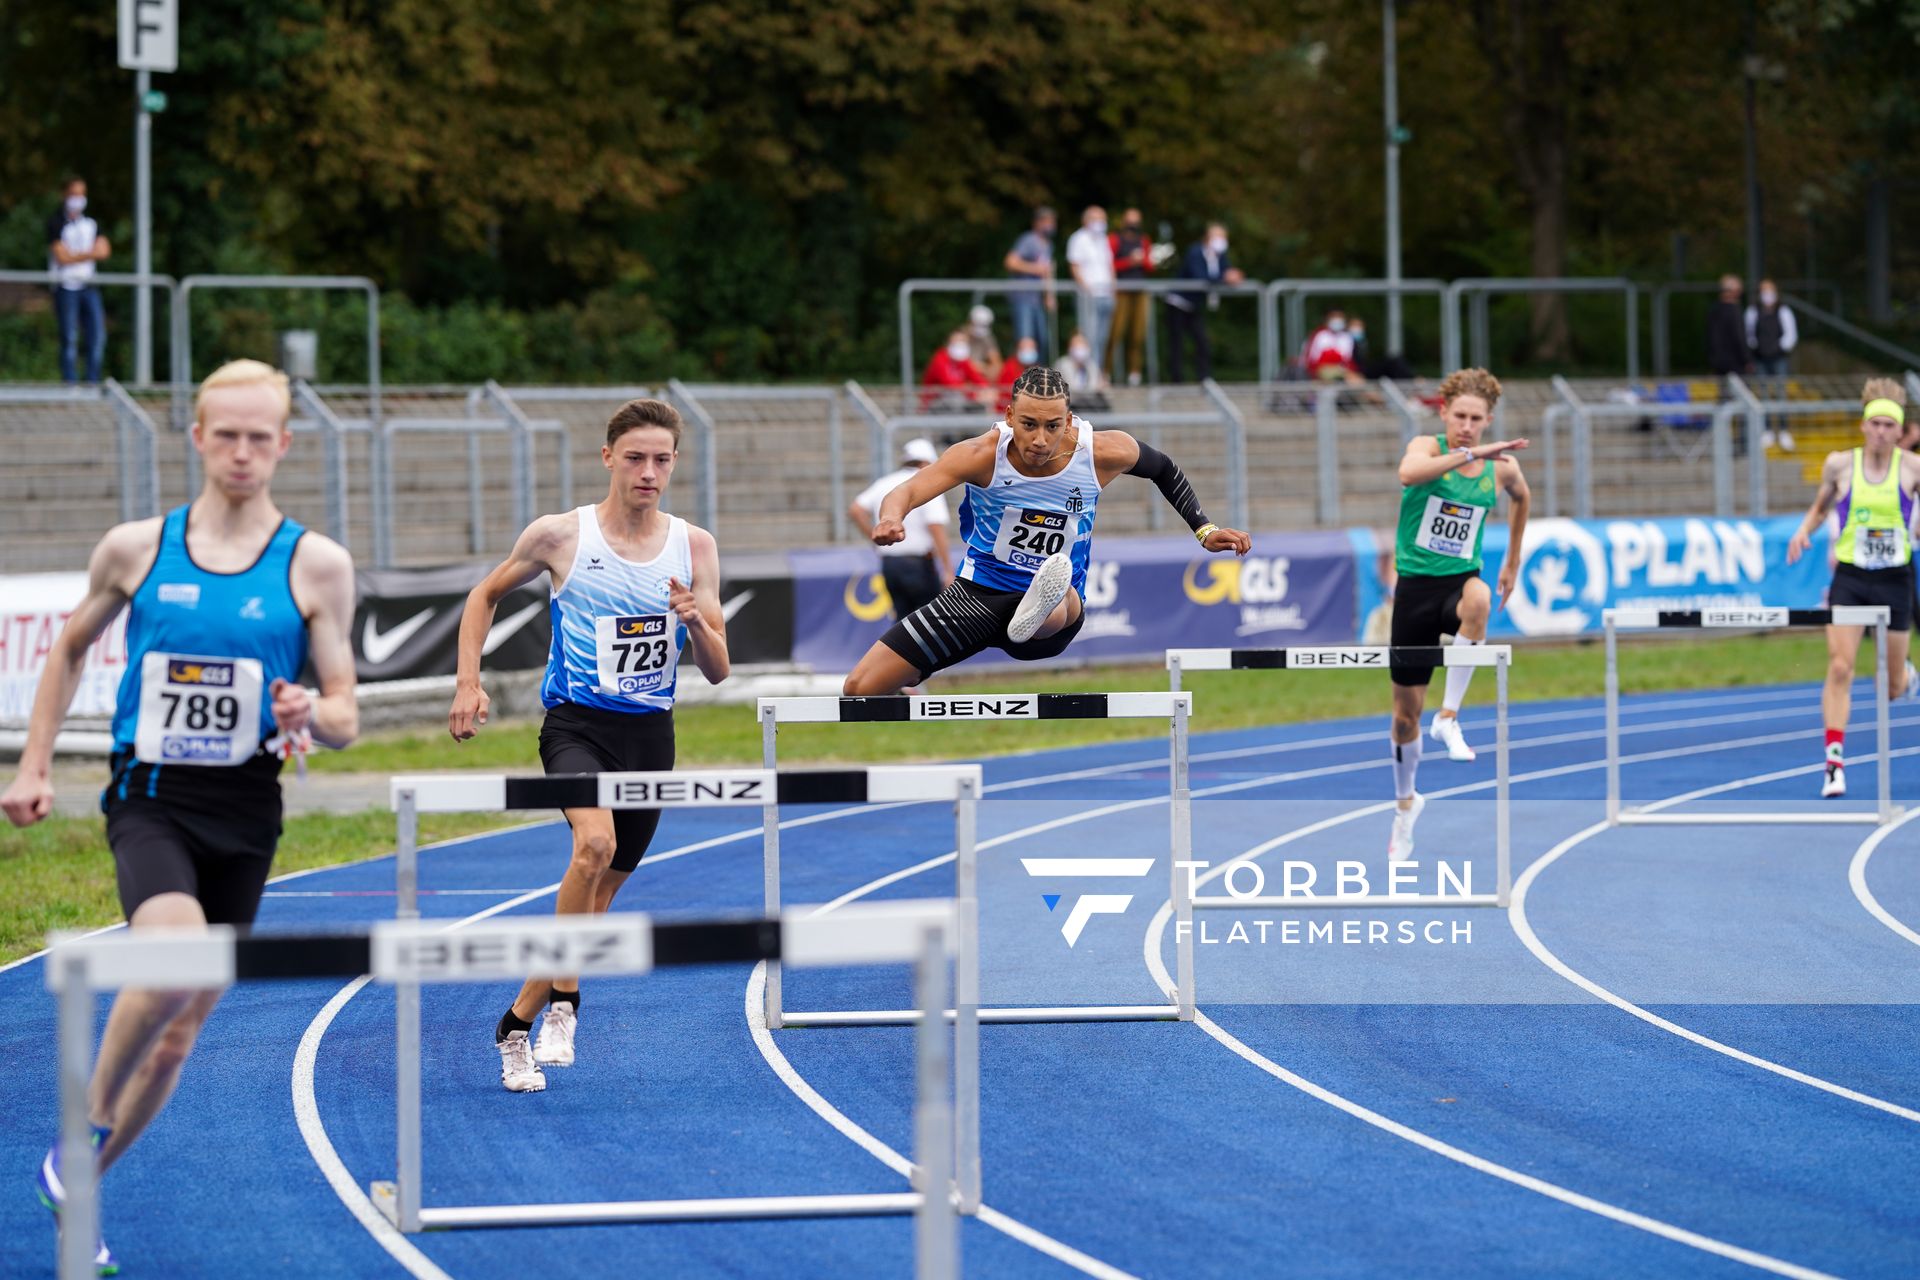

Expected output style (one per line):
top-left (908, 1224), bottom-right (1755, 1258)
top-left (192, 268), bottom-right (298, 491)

top-left (537, 701), bottom-right (676, 873)
top-left (104, 799), bottom-right (280, 926)
top-left (1831, 562), bottom-right (1915, 632)
top-left (878, 576), bottom-right (1086, 681)
top-left (1389, 569), bottom-right (1480, 687)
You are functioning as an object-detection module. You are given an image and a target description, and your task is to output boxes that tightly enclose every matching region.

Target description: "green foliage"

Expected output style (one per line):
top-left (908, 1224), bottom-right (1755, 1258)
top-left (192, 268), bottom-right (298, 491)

top-left (2, 1), bottom-right (1918, 380)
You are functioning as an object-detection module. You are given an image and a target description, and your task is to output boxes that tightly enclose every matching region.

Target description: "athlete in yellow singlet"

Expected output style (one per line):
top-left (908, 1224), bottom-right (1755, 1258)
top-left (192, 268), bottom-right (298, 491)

top-left (1787, 378), bottom-right (1920, 797)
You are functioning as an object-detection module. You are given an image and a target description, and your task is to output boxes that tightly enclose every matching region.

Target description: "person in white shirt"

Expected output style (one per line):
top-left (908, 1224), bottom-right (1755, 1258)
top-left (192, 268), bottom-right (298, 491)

top-left (848, 438), bottom-right (954, 620)
top-left (1064, 206), bottom-right (1116, 385)
top-left (46, 176), bottom-right (111, 384)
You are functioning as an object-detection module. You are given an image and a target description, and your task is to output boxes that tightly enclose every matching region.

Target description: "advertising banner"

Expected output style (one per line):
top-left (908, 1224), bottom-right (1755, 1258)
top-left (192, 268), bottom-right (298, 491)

top-left (792, 531), bottom-right (1358, 673)
top-left (1354, 515), bottom-right (1833, 640)
top-left (0, 574), bottom-right (129, 723)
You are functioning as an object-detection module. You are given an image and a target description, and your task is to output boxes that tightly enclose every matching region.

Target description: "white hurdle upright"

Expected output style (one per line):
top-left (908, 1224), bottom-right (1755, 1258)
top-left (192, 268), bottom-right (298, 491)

top-left (45, 900), bottom-right (961, 1280)
top-left (1167, 645), bottom-right (1513, 913)
top-left (387, 767), bottom-right (983, 1223)
top-left (1604, 606), bottom-right (1901, 825)
top-left (757, 693), bottom-right (1198, 1029)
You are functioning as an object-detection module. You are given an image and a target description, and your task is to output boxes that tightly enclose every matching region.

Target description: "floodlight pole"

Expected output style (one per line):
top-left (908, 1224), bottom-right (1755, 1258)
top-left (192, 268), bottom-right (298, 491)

top-left (1383, 0), bottom-right (1404, 356)
top-left (135, 70), bottom-right (153, 384)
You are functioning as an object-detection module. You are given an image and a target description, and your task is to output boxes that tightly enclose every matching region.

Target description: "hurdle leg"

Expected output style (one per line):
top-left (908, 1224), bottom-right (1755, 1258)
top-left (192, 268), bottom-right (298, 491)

top-left (1496, 654), bottom-right (1511, 908)
top-left (1172, 696), bottom-right (1195, 1019)
top-left (1876, 618), bottom-right (1893, 824)
top-left (761, 706), bottom-right (784, 1029)
top-left (57, 953), bottom-right (97, 1280)
top-left (394, 791), bottom-right (423, 1232)
top-left (913, 926), bottom-right (957, 1280)
top-left (1604, 617), bottom-right (1622, 824)
top-left (953, 778), bottom-right (981, 1214)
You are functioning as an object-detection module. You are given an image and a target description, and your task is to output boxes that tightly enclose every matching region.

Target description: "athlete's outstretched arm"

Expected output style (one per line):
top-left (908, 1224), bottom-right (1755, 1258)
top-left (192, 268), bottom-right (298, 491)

top-left (449, 514), bottom-right (571, 740)
top-left (874, 436), bottom-right (995, 544)
top-left (1787, 452), bottom-right (1847, 564)
top-left (1094, 431), bottom-right (1252, 555)
top-left (0, 520), bottom-right (155, 826)
top-left (288, 535), bottom-right (360, 749)
top-left (1398, 433), bottom-right (1529, 488)
top-left (1496, 458), bottom-right (1532, 609)
top-left (670, 526), bottom-right (730, 685)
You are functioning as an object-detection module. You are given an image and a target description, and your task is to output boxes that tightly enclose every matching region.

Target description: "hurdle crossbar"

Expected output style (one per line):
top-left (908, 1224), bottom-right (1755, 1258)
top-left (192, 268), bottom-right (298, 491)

top-left (1603, 607), bottom-right (1900, 825)
top-left (45, 902), bottom-right (960, 1280)
top-left (756, 693), bottom-right (1196, 1039)
top-left (1167, 646), bottom-right (1512, 917)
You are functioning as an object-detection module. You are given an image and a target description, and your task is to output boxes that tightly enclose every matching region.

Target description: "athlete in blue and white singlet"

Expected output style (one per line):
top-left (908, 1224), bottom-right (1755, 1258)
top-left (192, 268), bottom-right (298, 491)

top-left (845, 366), bottom-right (1252, 694)
top-left (450, 397), bottom-right (730, 1092)
top-left (3, 360), bottom-right (360, 1273)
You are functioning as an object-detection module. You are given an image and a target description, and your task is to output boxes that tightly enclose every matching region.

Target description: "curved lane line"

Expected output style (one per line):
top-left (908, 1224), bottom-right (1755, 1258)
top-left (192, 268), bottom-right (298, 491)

top-left (1847, 807), bottom-right (1920, 949)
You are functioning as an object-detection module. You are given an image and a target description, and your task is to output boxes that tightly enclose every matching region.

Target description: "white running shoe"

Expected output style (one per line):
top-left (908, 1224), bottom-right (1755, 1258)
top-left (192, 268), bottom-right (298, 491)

top-left (534, 1003), bottom-right (577, 1067)
top-left (1428, 714), bottom-right (1476, 762)
top-left (1388, 792), bottom-right (1425, 860)
top-left (497, 1030), bottom-right (547, 1093)
top-left (1008, 552), bottom-right (1073, 644)
top-left (1821, 762), bottom-right (1846, 799)
top-left (1901, 661), bottom-right (1919, 701)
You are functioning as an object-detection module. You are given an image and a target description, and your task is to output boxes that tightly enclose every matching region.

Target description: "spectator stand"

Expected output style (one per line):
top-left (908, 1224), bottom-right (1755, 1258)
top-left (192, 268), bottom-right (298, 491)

top-left (1444, 278), bottom-right (1641, 383)
top-left (1648, 279), bottom-right (1846, 378)
top-left (1261, 278), bottom-right (1451, 387)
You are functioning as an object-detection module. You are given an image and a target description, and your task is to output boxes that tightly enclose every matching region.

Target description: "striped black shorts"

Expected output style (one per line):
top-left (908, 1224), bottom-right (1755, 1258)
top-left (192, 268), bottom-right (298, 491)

top-left (879, 576), bottom-right (1086, 679)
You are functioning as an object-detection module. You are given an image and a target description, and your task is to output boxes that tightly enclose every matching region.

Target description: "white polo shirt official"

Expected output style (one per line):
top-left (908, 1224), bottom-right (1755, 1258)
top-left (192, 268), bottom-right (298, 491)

top-left (855, 467), bottom-right (950, 558)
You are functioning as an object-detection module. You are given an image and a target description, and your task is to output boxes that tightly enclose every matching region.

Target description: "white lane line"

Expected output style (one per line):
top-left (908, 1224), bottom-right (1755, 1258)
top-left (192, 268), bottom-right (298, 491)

top-left (292, 880), bottom-right (559, 1280)
top-left (1509, 752), bottom-right (1920, 1125)
top-left (743, 963), bottom-right (1140, 1280)
top-left (1847, 808), bottom-right (1920, 949)
top-left (1120, 725), bottom-right (1919, 1275)
top-left (1179, 1005), bottom-right (1839, 1280)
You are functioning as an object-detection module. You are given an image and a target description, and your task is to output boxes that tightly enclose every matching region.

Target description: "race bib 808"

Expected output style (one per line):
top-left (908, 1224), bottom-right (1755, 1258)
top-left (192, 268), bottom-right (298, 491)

top-left (1413, 496), bottom-right (1486, 560)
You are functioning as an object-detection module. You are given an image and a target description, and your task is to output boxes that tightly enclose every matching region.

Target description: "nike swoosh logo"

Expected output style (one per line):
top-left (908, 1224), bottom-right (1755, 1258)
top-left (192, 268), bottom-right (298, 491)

top-left (721, 590), bottom-right (753, 622)
top-left (482, 601), bottom-right (544, 656)
top-left (361, 608), bottom-right (434, 665)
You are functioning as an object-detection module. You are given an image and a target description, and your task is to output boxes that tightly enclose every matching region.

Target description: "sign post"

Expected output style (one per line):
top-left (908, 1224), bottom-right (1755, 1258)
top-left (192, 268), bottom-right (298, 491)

top-left (118, 0), bottom-right (177, 386)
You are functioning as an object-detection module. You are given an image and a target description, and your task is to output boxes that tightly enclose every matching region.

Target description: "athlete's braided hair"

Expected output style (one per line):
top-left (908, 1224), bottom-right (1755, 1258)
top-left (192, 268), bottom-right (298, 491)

top-left (1008, 364), bottom-right (1070, 408)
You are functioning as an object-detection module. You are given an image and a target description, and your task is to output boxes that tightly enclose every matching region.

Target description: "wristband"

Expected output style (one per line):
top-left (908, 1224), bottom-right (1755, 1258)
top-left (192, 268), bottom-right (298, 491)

top-left (1456, 446), bottom-right (1475, 462)
top-left (1194, 523), bottom-right (1220, 545)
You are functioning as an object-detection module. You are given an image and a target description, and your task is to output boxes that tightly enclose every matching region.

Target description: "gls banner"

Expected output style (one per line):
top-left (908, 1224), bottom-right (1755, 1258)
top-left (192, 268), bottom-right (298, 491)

top-left (791, 530), bottom-right (1356, 672)
top-left (1356, 515), bottom-right (1832, 640)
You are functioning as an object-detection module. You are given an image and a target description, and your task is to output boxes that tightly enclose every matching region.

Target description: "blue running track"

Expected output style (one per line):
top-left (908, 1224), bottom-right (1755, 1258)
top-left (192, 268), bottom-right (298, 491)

top-left (3, 679), bottom-right (1917, 1278)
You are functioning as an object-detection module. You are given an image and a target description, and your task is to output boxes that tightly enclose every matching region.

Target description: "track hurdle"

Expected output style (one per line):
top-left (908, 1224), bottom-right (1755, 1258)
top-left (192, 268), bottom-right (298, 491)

top-left (46, 900), bottom-right (961, 1280)
top-left (391, 769), bottom-right (982, 1216)
top-left (1604, 606), bottom-right (1901, 825)
top-left (756, 693), bottom-right (1198, 1028)
top-left (1167, 646), bottom-right (1513, 910)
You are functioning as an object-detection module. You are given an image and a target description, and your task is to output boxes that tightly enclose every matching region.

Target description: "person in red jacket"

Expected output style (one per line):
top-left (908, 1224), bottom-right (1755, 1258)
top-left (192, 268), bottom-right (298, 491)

top-left (995, 337), bottom-right (1038, 414)
top-left (921, 327), bottom-right (991, 409)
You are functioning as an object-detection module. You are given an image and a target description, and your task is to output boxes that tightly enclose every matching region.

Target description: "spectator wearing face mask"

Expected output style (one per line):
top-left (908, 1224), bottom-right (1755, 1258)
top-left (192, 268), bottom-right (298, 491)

top-left (966, 304), bottom-right (1004, 384)
top-left (996, 337), bottom-right (1039, 414)
top-left (1746, 278), bottom-right (1799, 450)
top-left (1305, 309), bottom-right (1363, 384)
top-left (1003, 206), bottom-right (1058, 353)
top-left (1065, 206), bottom-right (1117, 384)
top-left (921, 328), bottom-right (990, 410)
top-left (1165, 223), bottom-right (1243, 383)
top-left (1106, 208), bottom-right (1154, 387)
top-left (46, 176), bottom-right (111, 385)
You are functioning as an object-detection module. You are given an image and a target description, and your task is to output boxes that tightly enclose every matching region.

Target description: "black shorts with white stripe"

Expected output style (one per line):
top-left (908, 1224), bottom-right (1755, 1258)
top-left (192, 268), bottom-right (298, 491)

top-left (879, 576), bottom-right (1086, 680)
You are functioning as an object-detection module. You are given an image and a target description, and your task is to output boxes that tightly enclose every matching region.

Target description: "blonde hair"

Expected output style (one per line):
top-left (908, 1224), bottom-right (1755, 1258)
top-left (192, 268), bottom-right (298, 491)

top-left (1438, 367), bottom-right (1503, 410)
top-left (1860, 377), bottom-right (1906, 408)
top-left (195, 359), bottom-right (291, 425)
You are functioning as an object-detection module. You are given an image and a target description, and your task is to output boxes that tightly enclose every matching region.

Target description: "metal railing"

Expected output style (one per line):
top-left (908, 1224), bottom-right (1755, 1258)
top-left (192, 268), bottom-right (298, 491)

top-left (0, 271), bottom-right (179, 389)
top-left (1263, 278), bottom-right (1451, 383)
top-left (897, 276), bottom-right (1266, 392)
top-left (1445, 277), bottom-right (1640, 380)
top-left (1649, 279), bottom-right (1847, 376)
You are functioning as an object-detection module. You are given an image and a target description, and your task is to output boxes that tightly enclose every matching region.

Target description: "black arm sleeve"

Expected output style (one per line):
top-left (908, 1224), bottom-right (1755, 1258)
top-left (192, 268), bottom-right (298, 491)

top-left (1127, 442), bottom-right (1211, 532)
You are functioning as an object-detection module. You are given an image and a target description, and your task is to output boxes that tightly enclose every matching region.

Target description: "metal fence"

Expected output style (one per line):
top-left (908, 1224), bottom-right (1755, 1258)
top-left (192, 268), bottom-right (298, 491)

top-left (10, 372), bottom-right (1920, 574)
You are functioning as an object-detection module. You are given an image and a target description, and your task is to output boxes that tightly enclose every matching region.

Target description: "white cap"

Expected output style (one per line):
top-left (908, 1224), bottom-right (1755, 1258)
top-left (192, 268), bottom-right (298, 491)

top-left (902, 437), bottom-right (939, 465)
top-left (969, 304), bottom-right (993, 329)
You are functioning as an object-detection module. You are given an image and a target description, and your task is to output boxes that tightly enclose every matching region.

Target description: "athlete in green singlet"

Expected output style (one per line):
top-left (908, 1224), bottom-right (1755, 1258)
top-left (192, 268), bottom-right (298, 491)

top-left (1387, 368), bottom-right (1530, 859)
